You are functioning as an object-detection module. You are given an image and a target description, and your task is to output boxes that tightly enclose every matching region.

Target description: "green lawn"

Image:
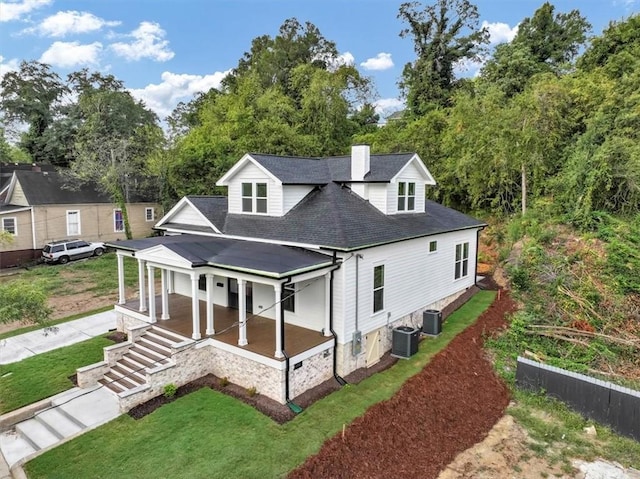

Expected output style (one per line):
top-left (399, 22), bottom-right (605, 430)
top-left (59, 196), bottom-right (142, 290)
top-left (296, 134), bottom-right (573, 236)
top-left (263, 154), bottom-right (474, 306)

top-left (0, 335), bottom-right (114, 414)
top-left (5, 252), bottom-right (140, 297)
top-left (24, 291), bottom-right (496, 479)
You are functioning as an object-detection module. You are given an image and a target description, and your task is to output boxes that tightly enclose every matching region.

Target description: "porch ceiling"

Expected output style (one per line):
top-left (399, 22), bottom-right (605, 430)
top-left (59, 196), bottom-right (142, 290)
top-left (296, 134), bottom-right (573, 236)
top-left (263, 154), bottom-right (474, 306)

top-left (121, 294), bottom-right (331, 359)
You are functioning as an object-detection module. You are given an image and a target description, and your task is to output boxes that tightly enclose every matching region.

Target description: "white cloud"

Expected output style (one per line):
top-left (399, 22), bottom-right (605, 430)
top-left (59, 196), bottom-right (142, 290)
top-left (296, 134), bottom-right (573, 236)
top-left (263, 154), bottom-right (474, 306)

top-left (39, 41), bottom-right (102, 68)
top-left (110, 21), bottom-right (174, 62)
top-left (317, 51), bottom-right (355, 72)
top-left (129, 70), bottom-right (229, 119)
top-left (0, 0), bottom-right (51, 22)
top-left (482, 21), bottom-right (519, 45)
top-left (374, 97), bottom-right (405, 121)
top-left (360, 52), bottom-right (394, 71)
top-left (0, 55), bottom-right (20, 78)
top-left (25, 10), bottom-right (120, 37)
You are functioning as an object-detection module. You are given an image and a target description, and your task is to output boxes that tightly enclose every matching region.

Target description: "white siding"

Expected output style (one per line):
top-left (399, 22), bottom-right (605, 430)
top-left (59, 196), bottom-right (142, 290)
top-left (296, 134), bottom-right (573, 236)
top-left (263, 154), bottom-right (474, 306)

top-left (391, 161), bottom-right (427, 214)
top-left (172, 204), bottom-right (211, 227)
top-left (283, 278), bottom-right (325, 331)
top-left (227, 162), bottom-right (282, 216)
top-left (337, 229), bottom-right (479, 340)
top-left (367, 184), bottom-right (388, 214)
top-left (283, 185), bottom-right (314, 214)
top-left (253, 282), bottom-right (275, 319)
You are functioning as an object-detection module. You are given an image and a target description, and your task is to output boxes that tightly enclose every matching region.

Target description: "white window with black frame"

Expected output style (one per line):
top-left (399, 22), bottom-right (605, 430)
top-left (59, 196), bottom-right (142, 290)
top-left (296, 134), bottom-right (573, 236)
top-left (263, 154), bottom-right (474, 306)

top-left (241, 182), bottom-right (268, 214)
top-left (373, 264), bottom-right (384, 313)
top-left (283, 283), bottom-right (295, 312)
top-left (397, 182), bottom-right (415, 212)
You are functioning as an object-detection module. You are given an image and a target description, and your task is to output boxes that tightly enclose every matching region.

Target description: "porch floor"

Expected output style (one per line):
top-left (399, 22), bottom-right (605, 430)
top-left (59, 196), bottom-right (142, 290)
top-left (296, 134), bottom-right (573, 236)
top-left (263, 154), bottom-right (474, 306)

top-left (121, 294), bottom-right (332, 359)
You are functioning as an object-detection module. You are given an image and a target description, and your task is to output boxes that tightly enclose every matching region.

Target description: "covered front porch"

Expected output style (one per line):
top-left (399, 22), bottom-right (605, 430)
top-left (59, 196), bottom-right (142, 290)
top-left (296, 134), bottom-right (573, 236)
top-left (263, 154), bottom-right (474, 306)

top-left (118, 293), bottom-right (332, 359)
top-left (110, 234), bottom-right (338, 361)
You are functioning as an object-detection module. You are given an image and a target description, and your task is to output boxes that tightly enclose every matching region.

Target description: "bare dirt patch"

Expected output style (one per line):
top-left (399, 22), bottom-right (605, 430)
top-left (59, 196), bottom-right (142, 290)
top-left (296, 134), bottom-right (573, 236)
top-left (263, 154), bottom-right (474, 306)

top-left (438, 414), bottom-right (570, 479)
top-left (289, 291), bottom-right (518, 479)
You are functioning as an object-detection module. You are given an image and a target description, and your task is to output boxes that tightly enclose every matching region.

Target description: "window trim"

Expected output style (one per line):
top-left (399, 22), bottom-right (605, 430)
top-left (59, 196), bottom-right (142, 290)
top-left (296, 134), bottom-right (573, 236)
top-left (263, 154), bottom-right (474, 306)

top-left (114, 209), bottom-right (125, 233)
top-left (2, 216), bottom-right (17, 235)
top-left (145, 207), bottom-right (155, 222)
top-left (241, 182), bottom-right (268, 214)
top-left (66, 210), bottom-right (81, 236)
top-left (373, 264), bottom-right (385, 313)
top-left (428, 240), bottom-right (438, 253)
top-left (283, 283), bottom-right (295, 313)
top-left (397, 181), bottom-right (416, 212)
top-left (454, 242), bottom-right (470, 280)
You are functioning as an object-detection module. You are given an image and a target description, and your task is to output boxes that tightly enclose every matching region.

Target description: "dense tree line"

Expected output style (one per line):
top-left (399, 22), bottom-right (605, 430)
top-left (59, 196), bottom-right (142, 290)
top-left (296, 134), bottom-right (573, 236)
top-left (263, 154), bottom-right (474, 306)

top-left (1, 2), bottom-right (638, 226)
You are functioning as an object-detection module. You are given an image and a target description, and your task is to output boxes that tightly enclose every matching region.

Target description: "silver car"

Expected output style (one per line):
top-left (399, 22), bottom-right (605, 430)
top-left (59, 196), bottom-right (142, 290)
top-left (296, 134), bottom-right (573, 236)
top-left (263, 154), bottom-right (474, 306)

top-left (42, 239), bottom-right (106, 264)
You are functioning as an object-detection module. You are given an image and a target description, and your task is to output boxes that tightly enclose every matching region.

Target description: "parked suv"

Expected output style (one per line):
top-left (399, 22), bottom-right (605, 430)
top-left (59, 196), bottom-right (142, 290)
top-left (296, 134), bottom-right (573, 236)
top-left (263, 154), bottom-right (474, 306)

top-left (42, 239), bottom-right (106, 264)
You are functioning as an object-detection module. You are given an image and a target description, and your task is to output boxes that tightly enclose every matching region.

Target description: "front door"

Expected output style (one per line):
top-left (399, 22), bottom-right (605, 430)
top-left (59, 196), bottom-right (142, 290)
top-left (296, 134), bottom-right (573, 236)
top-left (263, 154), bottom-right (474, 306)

top-left (228, 278), bottom-right (253, 314)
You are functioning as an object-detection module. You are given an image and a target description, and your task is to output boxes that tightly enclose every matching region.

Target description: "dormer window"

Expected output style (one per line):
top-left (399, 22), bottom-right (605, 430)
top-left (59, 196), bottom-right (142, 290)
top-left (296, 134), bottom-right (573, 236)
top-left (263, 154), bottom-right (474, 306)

top-left (398, 182), bottom-right (415, 211)
top-left (242, 182), bottom-right (268, 213)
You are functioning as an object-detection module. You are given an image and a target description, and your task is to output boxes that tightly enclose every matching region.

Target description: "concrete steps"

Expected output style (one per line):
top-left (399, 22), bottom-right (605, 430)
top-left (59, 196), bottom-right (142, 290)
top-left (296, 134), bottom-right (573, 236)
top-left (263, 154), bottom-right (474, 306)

top-left (0, 387), bottom-right (119, 469)
top-left (99, 326), bottom-right (186, 396)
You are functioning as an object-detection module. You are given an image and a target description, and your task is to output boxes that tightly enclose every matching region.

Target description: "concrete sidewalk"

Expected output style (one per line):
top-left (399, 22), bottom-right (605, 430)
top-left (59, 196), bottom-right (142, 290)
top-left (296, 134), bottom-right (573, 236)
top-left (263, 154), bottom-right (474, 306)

top-left (0, 310), bottom-right (116, 365)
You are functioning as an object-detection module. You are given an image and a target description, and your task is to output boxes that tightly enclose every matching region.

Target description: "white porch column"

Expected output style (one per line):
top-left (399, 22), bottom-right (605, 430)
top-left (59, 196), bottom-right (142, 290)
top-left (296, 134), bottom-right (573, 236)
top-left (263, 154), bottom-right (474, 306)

top-left (238, 279), bottom-right (248, 346)
top-left (137, 259), bottom-right (147, 312)
top-left (191, 272), bottom-right (201, 340)
top-left (147, 264), bottom-right (156, 323)
top-left (324, 273), bottom-right (332, 336)
top-left (205, 273), bottom-right (215, 335)
top-left (168, 270), bottom-right (175, 294)
top-left (117, 253), bottom-right (126, 305)
top-left (160, 269), bottom-right (170, 320)
top-left (274, 286), bottom-right (283, 358)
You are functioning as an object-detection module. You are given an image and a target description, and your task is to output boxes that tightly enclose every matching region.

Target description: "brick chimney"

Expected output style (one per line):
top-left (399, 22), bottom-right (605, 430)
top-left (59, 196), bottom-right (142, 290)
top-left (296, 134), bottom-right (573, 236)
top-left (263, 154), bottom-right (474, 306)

top-left (351, 145), bottom-right (370, 181)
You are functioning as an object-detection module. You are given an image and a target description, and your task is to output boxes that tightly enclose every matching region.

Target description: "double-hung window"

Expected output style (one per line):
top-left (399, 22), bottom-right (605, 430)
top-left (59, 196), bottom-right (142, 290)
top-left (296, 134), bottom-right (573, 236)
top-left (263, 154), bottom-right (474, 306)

top-left (397, 182), bottom-right (415, 211)
top-left (373, 265), bottom-right (385, 313)
top-left (2, 217), bottom-right (16, 235)
top-left (242, 182), bottom-right (268, 213)
top-left (454, 242), bottom-right (470, 280)
top-left (66, 210), bottom-right (80, 236)
top-left (145, 207), bottom-right (154, 222)
top-left (283, 283), bottom-right (295, 312)
top-left (114, 209), bottom-right (124, 232)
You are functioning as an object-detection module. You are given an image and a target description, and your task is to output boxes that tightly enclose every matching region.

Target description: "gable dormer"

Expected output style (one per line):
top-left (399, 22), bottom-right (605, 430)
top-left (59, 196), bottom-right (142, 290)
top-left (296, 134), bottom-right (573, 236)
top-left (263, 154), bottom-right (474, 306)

top-left (344, 146), bottom-right (436, 215)
top-left (217, 154), bottom-right (283, 216)
top-left (388, 157), bottom-right (436, 214)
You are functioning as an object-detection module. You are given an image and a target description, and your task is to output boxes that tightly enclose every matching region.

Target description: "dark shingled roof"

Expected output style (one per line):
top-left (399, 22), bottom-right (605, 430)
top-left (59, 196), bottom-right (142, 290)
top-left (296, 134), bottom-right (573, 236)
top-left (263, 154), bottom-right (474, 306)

top-left (12, 170), bottom-right (155, 205)
top-left (108, 234), bottom-right (333, 277)
top-left (248, 152), bottom-right (417, 184)
top-left (186, 196), bottom-right (228, 228)
top-left (170, 183), bottom-right (484, 250)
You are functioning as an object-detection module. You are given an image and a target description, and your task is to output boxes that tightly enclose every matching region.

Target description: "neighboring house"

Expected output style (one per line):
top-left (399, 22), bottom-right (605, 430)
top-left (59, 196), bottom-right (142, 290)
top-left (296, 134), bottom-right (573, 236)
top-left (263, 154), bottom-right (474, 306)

top-left (78, 145), bottom-right (484, 410)
top-left (0, 167), bottom-right (161, 268)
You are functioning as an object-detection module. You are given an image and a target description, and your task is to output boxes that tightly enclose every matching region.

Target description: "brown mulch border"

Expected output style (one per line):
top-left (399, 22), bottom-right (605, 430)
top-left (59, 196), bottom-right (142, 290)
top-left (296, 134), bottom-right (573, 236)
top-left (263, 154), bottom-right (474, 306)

top-left (288, 289), bottom-right (518, 479)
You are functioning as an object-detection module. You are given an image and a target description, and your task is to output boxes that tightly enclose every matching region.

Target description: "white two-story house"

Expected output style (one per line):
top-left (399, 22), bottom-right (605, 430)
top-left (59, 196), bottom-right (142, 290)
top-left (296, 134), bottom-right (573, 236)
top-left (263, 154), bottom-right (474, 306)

top-left (77, 145), bottom-right (484, 410)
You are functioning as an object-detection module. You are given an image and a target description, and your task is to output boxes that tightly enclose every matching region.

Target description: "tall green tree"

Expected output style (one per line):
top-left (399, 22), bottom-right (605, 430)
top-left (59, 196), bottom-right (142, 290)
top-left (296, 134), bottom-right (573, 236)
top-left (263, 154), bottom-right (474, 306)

top-left (481, 2), bottom-right (590, 96)
top-left (398, 0), bottom-right (488, 114)
top-left (0, 61), bottom-right (70, 165)
top-left (169, 19), bottom-right (376, 196)
top-left (70, 72), bottom-right (162, 238)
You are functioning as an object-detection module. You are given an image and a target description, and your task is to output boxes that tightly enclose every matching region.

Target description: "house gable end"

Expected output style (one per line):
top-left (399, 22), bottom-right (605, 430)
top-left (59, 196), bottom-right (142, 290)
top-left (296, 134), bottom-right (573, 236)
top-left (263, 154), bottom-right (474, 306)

top-left (156, 197), bottom-right (220, 233)
top-left (216, 154), bottom-right (282, 187)
top-left (135, 244), bottom-right (194, 269)
top-left (391, 154), bottom-right (436, 185)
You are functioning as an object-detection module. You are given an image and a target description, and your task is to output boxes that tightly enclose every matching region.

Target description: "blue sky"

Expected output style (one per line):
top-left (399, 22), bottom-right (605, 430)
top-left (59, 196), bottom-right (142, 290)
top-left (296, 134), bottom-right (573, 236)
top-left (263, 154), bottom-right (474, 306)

top-left (1, 0), bottom-right (638, 121)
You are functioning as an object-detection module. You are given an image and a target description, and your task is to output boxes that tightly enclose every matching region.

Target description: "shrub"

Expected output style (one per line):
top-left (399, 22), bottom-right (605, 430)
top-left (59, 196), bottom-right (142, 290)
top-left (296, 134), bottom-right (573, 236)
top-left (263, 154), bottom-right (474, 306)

top-left (219, 377), bottom-right (229, 387)
top-left (163, 383), bottom-right (177, 398)
top-left (247, 386), bottom-right (257, 397)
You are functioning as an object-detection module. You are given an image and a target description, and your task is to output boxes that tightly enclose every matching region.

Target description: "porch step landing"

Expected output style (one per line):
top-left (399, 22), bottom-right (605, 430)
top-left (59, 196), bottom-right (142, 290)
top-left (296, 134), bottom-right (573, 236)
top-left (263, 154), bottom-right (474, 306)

top-left (99, 326), bottom-right (186, 395)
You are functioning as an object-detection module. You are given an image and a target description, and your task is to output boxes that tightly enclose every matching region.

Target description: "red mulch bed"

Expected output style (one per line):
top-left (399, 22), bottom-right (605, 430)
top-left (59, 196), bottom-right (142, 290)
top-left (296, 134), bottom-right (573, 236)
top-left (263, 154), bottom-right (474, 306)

top-left (289, 290), bottom-right (518, 479)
